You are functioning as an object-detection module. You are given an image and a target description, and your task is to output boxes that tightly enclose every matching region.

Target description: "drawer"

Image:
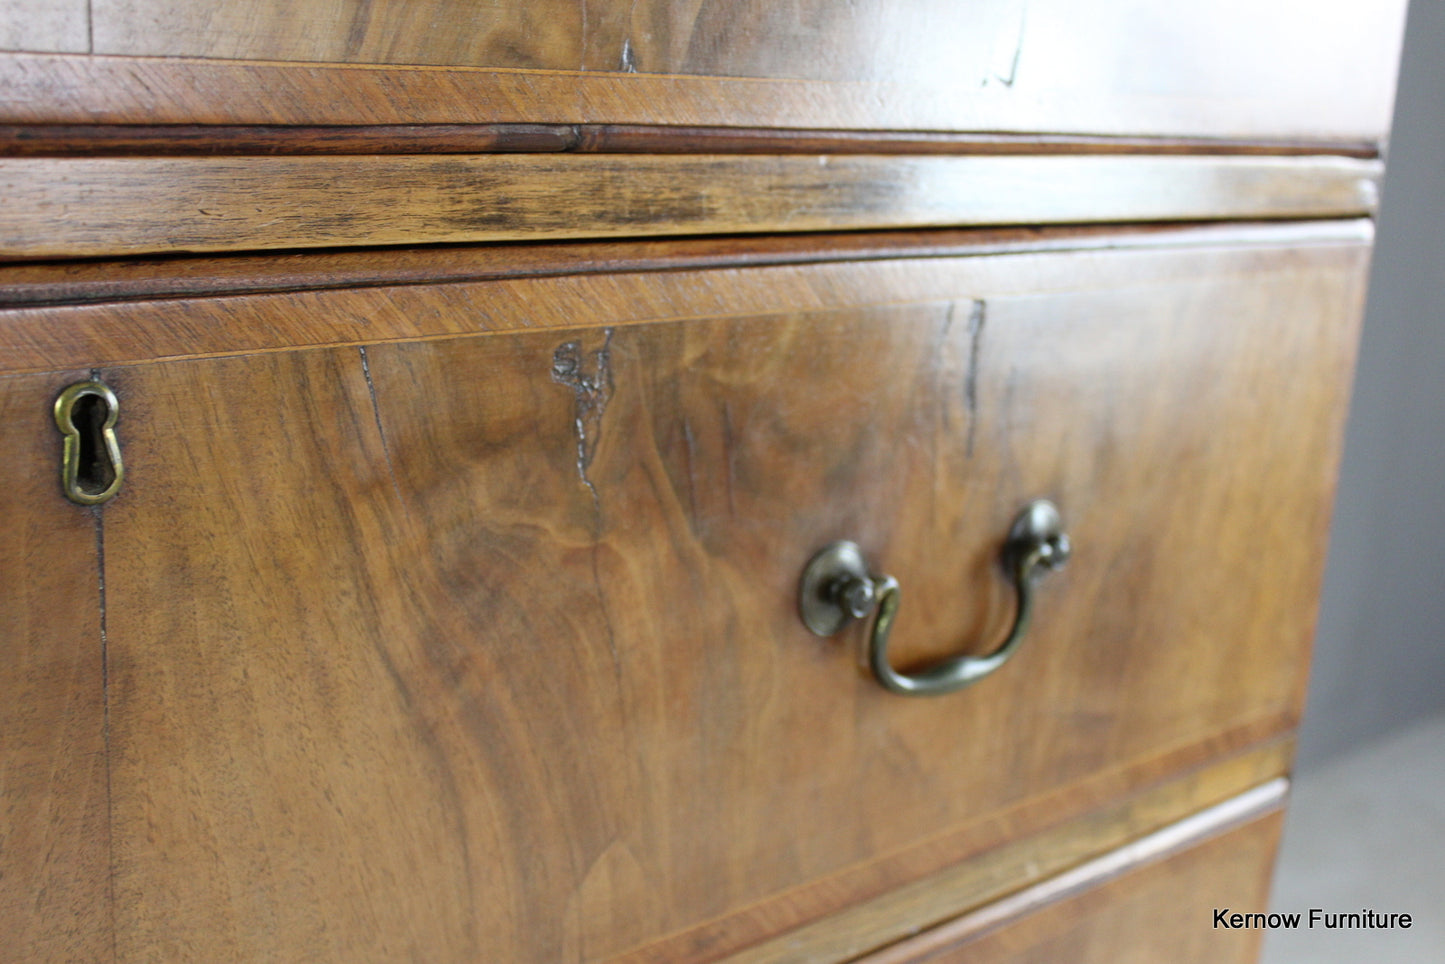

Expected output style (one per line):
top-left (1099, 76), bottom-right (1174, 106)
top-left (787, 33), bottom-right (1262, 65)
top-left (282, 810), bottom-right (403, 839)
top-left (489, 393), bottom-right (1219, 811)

top-left (0, 369), bottom-right (111, 962)
top-left (1, 225), bottom-right (1365, 960)
top-left (0, 0), bottom-right (1406, 140)
top-left (860, 787), bottom-right (1285, 964)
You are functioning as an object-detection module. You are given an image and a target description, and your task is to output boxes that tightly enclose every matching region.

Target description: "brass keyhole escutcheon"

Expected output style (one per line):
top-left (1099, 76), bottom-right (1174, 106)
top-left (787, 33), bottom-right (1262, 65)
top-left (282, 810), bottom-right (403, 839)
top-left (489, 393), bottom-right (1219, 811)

top-left (54, 380), bottom-right (124, 506)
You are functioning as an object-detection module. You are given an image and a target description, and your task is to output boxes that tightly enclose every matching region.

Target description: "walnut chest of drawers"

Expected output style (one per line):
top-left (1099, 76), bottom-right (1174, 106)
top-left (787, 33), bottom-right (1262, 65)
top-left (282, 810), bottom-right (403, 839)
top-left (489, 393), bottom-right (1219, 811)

top-left (0, 2), bottom-right (1407, 961)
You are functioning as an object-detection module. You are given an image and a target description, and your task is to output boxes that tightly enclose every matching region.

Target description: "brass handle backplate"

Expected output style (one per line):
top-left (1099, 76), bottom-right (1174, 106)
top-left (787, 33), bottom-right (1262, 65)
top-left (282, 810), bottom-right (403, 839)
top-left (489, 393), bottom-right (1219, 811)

top-left (798, 500), bottom-right (1071, 697)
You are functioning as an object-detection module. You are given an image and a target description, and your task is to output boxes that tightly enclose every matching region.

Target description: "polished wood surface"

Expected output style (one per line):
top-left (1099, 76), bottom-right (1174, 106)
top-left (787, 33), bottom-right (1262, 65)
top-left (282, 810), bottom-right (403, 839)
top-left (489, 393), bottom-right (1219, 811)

top-left (82, 0), bottom-right (1030, 74)
top-left (0, 220), bottom-right (1374, 312)
top-left (568, 127), bottom-right (1381, 159)
top-left (0, 154), bottom-right (1380, 260)
top-left (0, 2), bottom-right (1399, 958)
top-left (0, 225), bottom-right (1371, 376)
top-left (0, 123), bottom-right (584, 157)
top-left (0, 0), bottom-right (1404, 139)
top-left (625, 716), bottom-right (1289, 964)
top-left (87, 237), bottom-right (1360, 960)
top-left (0, 124), bottom-right (1380, 159)
top-left (720, 748), bottom-right (1290, 964)
top-left (0, 369), bottom-right (111, 963)
top-left (863, 807), bottom-right (1285, 964)
top-left (37, 0), bottom-right (1390, 91)
top-left (0, 0), bottom-right (1406, 141)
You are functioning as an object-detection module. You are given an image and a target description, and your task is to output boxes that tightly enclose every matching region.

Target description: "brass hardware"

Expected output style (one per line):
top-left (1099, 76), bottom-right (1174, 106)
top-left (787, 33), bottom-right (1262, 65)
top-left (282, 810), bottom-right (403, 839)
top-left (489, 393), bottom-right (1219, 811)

top-left (799, 500), bottom-right (1070, 697)
top-left (54, 380), bottom-right (124, 506)
top-left (799, 540), bottom-right (875, 637)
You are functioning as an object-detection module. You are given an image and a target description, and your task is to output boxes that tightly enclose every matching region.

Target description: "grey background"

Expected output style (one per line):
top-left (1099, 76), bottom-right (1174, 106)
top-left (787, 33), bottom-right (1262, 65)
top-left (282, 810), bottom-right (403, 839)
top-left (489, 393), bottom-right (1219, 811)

top-left (1297, 0), bottom-right (1445, 767)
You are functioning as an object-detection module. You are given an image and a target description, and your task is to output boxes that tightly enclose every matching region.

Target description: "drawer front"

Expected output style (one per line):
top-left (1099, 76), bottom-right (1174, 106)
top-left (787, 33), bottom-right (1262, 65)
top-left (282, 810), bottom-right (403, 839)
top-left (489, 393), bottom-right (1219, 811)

top-left (58, 235), bottom-right (1363, 961)
top-left (865, 802), bottom-right (1284, 964)
top-left (0, 369), bottom-right (110, 962)
top-left (0, 1), bottom-right (1405, 139)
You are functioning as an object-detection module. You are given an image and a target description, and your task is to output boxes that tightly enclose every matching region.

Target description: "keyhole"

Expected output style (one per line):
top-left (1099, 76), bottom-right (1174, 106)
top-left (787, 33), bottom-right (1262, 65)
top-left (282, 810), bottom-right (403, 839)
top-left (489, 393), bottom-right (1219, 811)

top-left (72, 392), bottom-right (116, 496)
top-left (54, 380), bottom-right (124, 505)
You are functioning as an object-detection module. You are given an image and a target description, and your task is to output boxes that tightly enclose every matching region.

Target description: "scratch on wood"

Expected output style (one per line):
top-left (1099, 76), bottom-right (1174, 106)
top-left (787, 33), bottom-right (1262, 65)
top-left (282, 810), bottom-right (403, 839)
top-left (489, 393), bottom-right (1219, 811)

top-left (620, 0), bottom-right (641, 73)
top-left (931, 303), bottom-right (958, 519)
top-left (551, 328), bottom-right (622, 678)
top-left (551, 327), bottom-right (614, 496)
top-left (965, 300), bottom-right (986, 458)
top-left (994, 0), bottom-right (1027, 87)
top-left (358, 346), bottom-right (408, 510)
top-left (579, 0), bottom-right (589, 71)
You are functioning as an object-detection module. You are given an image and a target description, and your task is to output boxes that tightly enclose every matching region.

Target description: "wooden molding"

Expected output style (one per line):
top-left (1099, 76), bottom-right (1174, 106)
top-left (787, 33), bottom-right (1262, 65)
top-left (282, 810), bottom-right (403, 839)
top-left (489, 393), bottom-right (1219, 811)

top-left (712, 755), bottom-right (1290, 964)
top-left (855, 780), bottom-right (1287, 964)
top-left (0, 153), bottom-right (1381, 260)
top-left (0, 124), bottom-right (1380, 159)
top-left (0, 220), bottom-right (1375, 310)
top-left (0, 221), bottom-right (1372, 375)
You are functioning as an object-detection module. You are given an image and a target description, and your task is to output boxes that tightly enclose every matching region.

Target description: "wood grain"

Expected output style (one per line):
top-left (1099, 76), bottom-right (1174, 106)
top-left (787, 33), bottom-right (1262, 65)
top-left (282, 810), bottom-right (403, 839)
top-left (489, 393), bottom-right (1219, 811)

top-left (0, 123), bottom-right (581, 157)
top-left (861, 806), bottom-right (1286, 964)
top-left (0, 220), bottom-right (1372, 311)
top-left (0, 0), bottom-right (88, 53)
top-left (0, 369), bottom-right (111, 963)
top-left (51, 0), bottom-right (1404, 142)
top-left (0, 32), bottom-right (1404, 140)
top-left (71, 0), bottom-right (1404, 95)
top-left (569, 127), bottom-right (1381, 159)
top-left (0, 223), bottom-right (1373, 376)
top-left (98, 239), bottom-right (1361, 960)
top-left (0, 153), bottom-right (1381, 260)
top-left (716, 749), bottom-right (1291, 964)
top-left (624, 715), bottom-right (1296, 964)
top-left (0, 123), bottom-right (1381, 159)
top-left (92, 0), bottom-right (590, 69)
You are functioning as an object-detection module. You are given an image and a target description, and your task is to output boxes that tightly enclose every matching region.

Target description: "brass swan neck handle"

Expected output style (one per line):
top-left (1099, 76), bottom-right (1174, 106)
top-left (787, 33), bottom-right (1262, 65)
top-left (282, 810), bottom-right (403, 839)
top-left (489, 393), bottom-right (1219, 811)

top-left (799, 500), bottom-right (1071, 697)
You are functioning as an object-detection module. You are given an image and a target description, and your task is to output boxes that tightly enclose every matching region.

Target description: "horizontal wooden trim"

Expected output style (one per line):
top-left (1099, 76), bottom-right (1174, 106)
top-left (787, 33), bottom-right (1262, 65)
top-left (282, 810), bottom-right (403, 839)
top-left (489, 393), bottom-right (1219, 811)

top-left (854, 779), bottom-right (1289, 964)
top-left (0, 123), bottom-right (583, 157)
top-left (0, 223), bottom-right (1371, 376)
top-left (0, 53), bottom-right (1395, 142)
top-left (0, 123), bottom-right (1380, 159)
top-left (0, 220), bottom-right (1375, 310)
top-left (0, 154), bottom-right (1381, 260)
top-left (715, 754), bottom-right (1291, 964)
top-left (573, 127), bottom-right (1381, 159)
